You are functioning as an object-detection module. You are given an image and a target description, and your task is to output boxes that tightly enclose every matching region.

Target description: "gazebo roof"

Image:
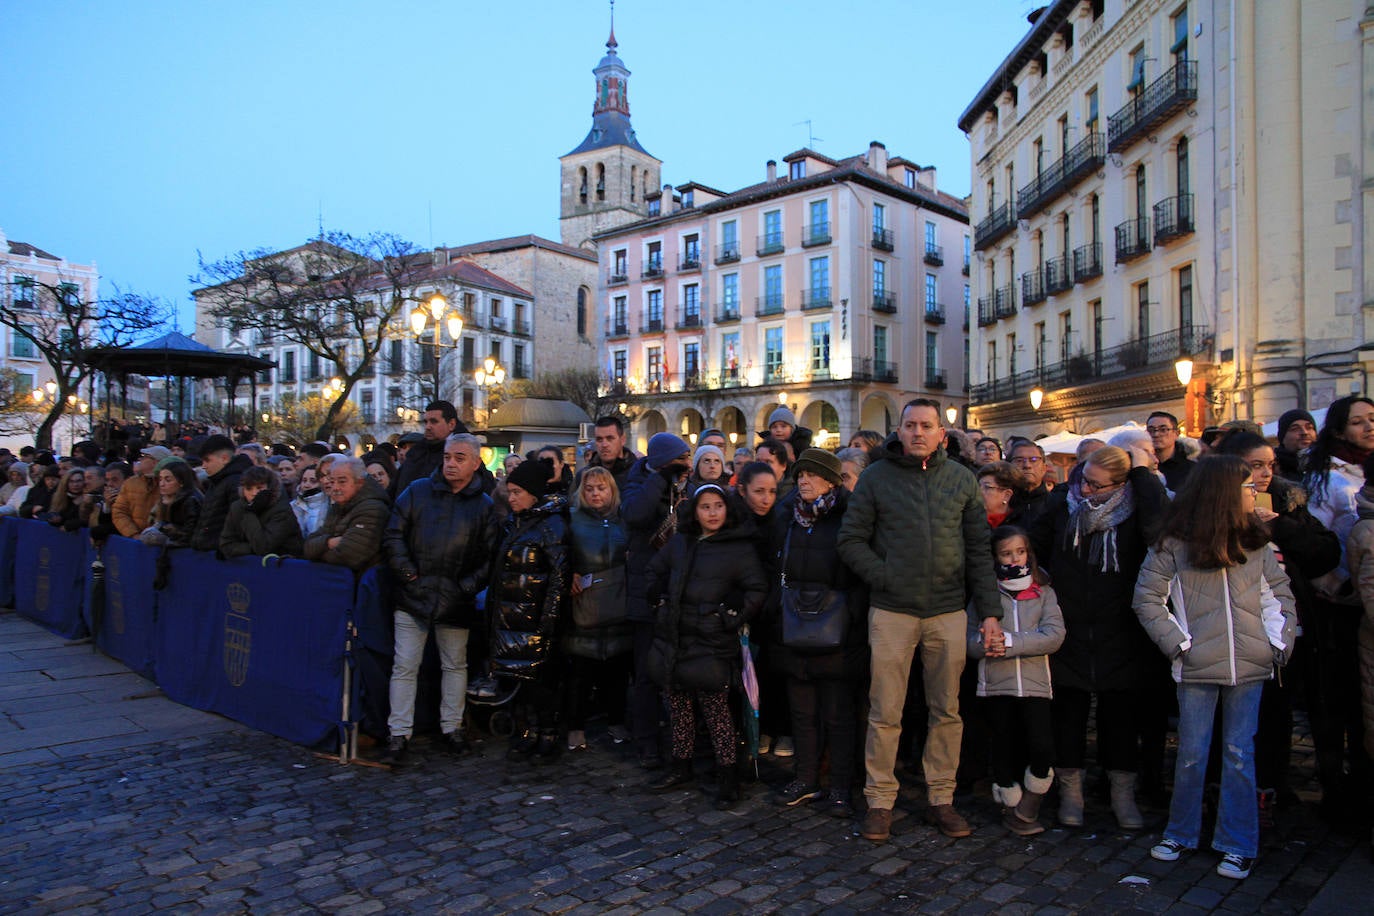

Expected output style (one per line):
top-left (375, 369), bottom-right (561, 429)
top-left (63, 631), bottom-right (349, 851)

top-left (82, 330), bottom-right (274, 380)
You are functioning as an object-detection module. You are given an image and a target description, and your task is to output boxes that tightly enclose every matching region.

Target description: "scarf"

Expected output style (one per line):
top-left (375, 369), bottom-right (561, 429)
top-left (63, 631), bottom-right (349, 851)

top-left (996, 563), bottom-right (1034, 594)
top-left (1332, 440), bottom-right (1372, 468)
top-left (1064, 480), bottom-right (1135, 572)
top-left (793, 488), bottom-right (838, 529)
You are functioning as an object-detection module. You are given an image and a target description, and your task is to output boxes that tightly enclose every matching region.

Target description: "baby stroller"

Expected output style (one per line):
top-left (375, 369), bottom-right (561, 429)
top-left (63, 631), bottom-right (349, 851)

top-left (466, 673), bottom-right (520, 738)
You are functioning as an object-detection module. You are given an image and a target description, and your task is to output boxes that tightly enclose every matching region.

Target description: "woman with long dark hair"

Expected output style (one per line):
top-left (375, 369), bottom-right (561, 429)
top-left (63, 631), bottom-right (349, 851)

top-left (1137, 456), bottom-right (1296, 880)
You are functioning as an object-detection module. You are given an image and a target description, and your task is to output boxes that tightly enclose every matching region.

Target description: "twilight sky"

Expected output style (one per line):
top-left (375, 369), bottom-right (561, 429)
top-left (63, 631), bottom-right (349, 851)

top-left (2, 0), bottom-right (1037, 332)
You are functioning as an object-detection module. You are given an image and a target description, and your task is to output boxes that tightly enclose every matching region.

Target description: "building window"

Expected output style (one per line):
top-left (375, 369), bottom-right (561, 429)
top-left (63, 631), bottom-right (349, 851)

top-left (873, 259), bottom-right (886, 295)
top-left (491, 297), bottom-right (502, 319)
top-left (721, 219), bottom-right (738, 253)
top-left (11, 327), bottom-right (36, 359)
top-left (904, 168), bottom-right (916, 188)
top-left (763, 209), bottom-right (782, 249)
top-left (613, 295), bottom-right (627, 332)
top-left (925, 221), bottom-right (937, 253)
top-left (513, 344), bottom-right (527, 379)
top-left (1136, 281), bottom-right (1150, 338)
top-left (683, 342), bottom-right (699, 384)
top-left (647, 346), bottom-right (662, 388)
top-left (462, 337), bottom-right (475, 373)
top-left (1086, 86), bottom-right (1099, 134)
top-left (1059, 115), bottom-right (1070, 155)
top-left (874, 325), bottom-right (889, 366)
top-left (1061, 311), bottom-right (1074, 361)
top-left (1178, 264), bottom-right (1194, 328)
top-left (873, 203), bottom-right (886, 231)
top-left (1034, 322), bottom-right (1047, 371)
top-left (1007, 332), bottom-right (1018, 378)
top-left (764, 327), bottom-right (784, 382)
top-left (612, 248), bottom-right (627, 279)
top-left (789, 160), bottom-right (805, 180)
top-left (257, 353), bottom-right (271, 385)
top-left (682, 189), bottom-right (694, 208)
top-left (646, 241), bottom-right (662, 272)
top-left (808, 199), bottom-right (829, 241)
top-left (1172, 7), bottom-right (1189, 65)
top-left (810, 321), bottom-right (831, 373)
top-left (763, 264), bottom-right (783, 309)
top-left (986, 340), bottom-right (998, 381)
top-left (809, 256), bottom-right (830, 297)
top-left (683, 233), bottom-right (700, 266)
top-left (595, 164), bottom-right (605, 201)
top-left (613, 350), bottom-right (627, 388)
top-left (925, 274), bottom-right (938, 309)
top-left (1091, 301), bottom-right (1103, 354)
top-left (721, 274), bottom-right (739, 313)
top-left (281, 349), bottom-right (296, 382)
top-left (721, 331), bottom-right (740, 378)
top-left (11, 276), bottom-right (35, 309)
top-left (630, 166), bottom-right (637, 201)
top-left (647, 197), bottom-right (661, 217)
top-left (576, 287), bottom-right (587, 338)
top-left (646, 290), bottom-right (663, 327)
top-left (578, 167), bottom-right (588, 204)
top-left (490, 339), bottom-right (501, 363)
top-left (360, 388), bottom-right (375, 423)
top-left (925, 331), bottom-right (938, 372)
top-left (1176, 136), bottom-right (1190, 195)
top-left (1091, 193), bottom-right (1101, 243)
top-left (683, 284), bottom-right (700, 322)
top-left (1128, 44), bottom-right (1146, 96)
top-left (1033, 137), bottom-right (1045, 176)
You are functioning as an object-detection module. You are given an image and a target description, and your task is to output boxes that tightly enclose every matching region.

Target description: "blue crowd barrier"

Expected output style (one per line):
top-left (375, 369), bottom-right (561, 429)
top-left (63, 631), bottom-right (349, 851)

top-left (14, 520), bottom-right (88, 640)
top-left (0, 517), bottom-right (18, 608)
top-left (156, 551), bottom-right (355, 748)
top-left (93, 536), bottom-right (160, 680)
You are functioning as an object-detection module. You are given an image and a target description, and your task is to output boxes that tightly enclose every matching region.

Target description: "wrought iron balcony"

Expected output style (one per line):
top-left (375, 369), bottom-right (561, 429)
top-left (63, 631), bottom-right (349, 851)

top-left (641, 259), bottom-right (664, 279)
top-left (676, 309), bottom-right (703, 330)
top-left (1153, 193), bottom-right (1195, 246)
top-left (924, 244), bottom-right (944, 266)
top-left (1022, 268), bottom-right (1046, 307)
top-left (607, 269), bottom-right (628, 286)
top-left (924, 303), bottom-right (946, 325)
top-left (605, 318), bottom-right (630, 338)
top-left (974, 200), bottom-right (1017, 251)
top-left (1045, 255), bottom-right (1073, 295)
top-left (1108, 61), bottom-right (1198, 153)
top-left (755, 294), bottom-right (785, 317)
top-left (977, 295), bottom-right (996, 327)
top-left (872, 228), bottom-right (894, 251)
top-left (678, 253), bottom-right (701, 271)
top-left (489, 315), bottom-right (507, 331)
top-left (1016, 133), bottom-right (1107, 218)
top-left (994, 284), bottom-right (1017, 319)
top-left (640, 316), bottom-right (665, 334)
top-left (714, 242), bottom-right (740, 264)
top-left (1115, 217), bottom-right (1152, 263)
top-left (801, 287), bottom-right (832, 310)
top-left (513, 319), bottom-right (531, 337)
top-left (1073, 243), bottom-right (1103, 281)
top-left (756, 232), bottom-right (784, 256)
top-left (802, 222), bottom-right (831, 247)
top-left (969, 324), bottom-right (1212, 405)
top-left (715, 303), bottom-right (741, 323)
top-left (873, 291), bottom-right (897, 314)
top-left (511, 364), bottom-right (529, 380)
top-left (925, 368), bottom-right (948, 390)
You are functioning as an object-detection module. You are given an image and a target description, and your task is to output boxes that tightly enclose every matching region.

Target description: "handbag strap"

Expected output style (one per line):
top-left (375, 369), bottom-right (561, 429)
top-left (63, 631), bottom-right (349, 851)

top-left (780, 525), bottom-right (794, 589)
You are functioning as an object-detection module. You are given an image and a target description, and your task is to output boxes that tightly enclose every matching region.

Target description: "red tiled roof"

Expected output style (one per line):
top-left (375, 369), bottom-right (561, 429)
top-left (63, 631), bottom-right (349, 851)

top-left (6, 240), bottom-right (60, 260)
top-left (447, 234), bottom-right (596, 263)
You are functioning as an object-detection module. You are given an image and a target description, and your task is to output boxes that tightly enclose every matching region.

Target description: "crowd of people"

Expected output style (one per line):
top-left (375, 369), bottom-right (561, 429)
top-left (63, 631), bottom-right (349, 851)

top-left (16, 393), bottom-right (1374, 883)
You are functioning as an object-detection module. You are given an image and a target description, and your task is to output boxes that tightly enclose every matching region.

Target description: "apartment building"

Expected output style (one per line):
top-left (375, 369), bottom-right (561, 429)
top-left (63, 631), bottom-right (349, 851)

top-left (594, 145), bottom-right (970, 453)
top-left (960, 0), bottom-right (1373, 437)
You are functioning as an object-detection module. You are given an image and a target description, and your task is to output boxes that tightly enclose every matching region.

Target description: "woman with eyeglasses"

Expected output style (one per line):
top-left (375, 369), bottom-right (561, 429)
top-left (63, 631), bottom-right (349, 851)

top-left (977, 462), bottom-right (1018, 527)
top-left (1030, 444), bottom-right (1169, 830)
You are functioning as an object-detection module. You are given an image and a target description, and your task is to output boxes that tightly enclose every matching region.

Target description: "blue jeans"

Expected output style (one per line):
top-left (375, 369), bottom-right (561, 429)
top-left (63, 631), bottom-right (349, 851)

top-left (1165, 681), bottom-right (1263, 857)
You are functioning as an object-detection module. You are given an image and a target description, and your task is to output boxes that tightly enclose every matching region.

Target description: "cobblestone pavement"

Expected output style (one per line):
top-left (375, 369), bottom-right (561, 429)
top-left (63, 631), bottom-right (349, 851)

top-left (2, 613), bottom-right (1370, 914)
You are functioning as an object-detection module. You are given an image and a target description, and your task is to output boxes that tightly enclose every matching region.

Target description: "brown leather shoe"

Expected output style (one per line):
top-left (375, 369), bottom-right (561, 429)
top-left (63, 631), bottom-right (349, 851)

top-left (926, 803), bottom-right (972, 838)
top-left (860, 806), bottom-right (892, 842)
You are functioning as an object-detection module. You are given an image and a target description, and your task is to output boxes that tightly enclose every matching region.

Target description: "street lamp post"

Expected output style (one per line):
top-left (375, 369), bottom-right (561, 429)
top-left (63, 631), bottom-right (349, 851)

top-left (474, 356), bottom-right (505, 427)
top-left (409, 293), bottom-right (465, 400)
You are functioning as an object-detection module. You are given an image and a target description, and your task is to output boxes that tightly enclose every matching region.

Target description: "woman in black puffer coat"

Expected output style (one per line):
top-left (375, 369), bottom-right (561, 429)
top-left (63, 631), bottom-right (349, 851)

top-left (644, 483), bottom-right (767, 810)
top-left (768, 450), bottom-right (869, 816)
top-left (488, 459), bottom-right (569, 764)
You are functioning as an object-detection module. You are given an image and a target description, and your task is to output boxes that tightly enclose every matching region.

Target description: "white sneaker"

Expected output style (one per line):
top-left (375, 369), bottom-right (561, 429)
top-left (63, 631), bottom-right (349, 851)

top-left (1150, 839), bottom-right (1187, 862)
top-left (772, 736), bottom-right (795, 758)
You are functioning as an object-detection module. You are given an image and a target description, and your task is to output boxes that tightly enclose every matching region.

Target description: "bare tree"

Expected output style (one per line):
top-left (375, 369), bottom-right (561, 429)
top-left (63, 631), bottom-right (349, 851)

top-left (0, 279), bottom-right (170, 449)
top-left (507, 367), bottom-right (622, 421)
top-left (194, 231), bottom-right (430, 442)
top-left (258, 391), bottom-right (362, 448)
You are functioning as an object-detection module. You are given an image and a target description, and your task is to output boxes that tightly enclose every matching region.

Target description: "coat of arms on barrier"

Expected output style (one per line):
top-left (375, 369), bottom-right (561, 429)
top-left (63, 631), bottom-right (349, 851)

top-left (223, 582), bottom-right (252, 687)
top-left (35, 546), bottom-right (50, 612)
top-left (107, 554), bottom-right (125, 635)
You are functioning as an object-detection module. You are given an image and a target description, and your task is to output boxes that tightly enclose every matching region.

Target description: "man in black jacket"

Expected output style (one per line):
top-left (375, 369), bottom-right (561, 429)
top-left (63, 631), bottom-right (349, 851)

top-left (380, 433), bottom-right (497, 764)
top-left (191, 435), bottom-right (253, 553)
top-left (391, 401), bottom-right (464, 498)
top-left (577, 416), bottom-right (637, 491)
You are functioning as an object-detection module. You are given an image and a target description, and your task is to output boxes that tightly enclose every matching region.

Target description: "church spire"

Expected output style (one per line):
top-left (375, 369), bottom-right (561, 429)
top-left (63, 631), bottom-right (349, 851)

top-left (565, 5), bottom-right (650, 156)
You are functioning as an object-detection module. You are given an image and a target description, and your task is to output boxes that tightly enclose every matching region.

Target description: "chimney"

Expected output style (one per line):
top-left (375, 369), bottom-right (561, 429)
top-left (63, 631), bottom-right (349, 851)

top-left (917, 166), bottom-right (937, 192)
top-left (867, 141), bottom-right (888, 172)
top-left (432, 247), bottom-right (446, 267)
top-left (766, 159), bottom-right (777, 182)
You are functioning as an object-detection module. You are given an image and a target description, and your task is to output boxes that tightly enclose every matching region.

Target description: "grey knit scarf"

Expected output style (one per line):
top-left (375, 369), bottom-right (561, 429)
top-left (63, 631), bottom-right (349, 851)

top-left (1064, 481), bottom-right (1136, 572)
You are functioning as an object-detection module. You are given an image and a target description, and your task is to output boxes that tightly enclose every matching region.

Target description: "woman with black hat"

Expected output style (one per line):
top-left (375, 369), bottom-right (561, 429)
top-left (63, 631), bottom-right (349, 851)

top-left (487, 457), bottom-right (570, 764)
top-left (766, 448), bottom-right (868, 815)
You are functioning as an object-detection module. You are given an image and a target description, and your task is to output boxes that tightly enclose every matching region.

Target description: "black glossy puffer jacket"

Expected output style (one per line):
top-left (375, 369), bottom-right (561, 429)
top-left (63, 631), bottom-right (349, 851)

top-left (487, 496), bottom-right (569, 680)
top-left (645, 524), bottom-right (767, 690)
top-left (384, 471), bottom-right (498, 628)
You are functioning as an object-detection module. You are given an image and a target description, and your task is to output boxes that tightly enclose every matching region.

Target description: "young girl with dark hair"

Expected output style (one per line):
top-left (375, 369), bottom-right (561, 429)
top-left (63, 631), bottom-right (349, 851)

top-left (644, 483), bottom-right (767, 810)
top-left (967, 525), bottom-right (1065, 835)
top-left (1135, 455), bottom-right (1297, 881)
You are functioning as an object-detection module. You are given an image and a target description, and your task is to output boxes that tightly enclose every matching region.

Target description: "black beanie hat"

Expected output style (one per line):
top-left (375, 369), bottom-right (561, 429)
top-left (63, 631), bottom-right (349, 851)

top-left (1276, 409), bottom-right (1316, 444)
top-left (505, 457), bottom-right (552, 499)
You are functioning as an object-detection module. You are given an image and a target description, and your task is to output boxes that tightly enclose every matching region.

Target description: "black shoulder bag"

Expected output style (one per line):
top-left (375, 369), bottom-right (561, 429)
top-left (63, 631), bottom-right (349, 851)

top-left (779, 525), bottom-right (848, 651)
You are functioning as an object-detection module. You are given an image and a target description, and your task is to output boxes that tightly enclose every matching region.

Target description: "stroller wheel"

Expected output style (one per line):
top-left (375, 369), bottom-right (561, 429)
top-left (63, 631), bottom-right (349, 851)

top-left (489, 710), bottom-right (515, 738)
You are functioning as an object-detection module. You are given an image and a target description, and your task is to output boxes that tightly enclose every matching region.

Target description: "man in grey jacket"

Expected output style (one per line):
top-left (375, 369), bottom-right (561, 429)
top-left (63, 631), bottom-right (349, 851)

top-left (838, 398), bottom-right (1004, 842)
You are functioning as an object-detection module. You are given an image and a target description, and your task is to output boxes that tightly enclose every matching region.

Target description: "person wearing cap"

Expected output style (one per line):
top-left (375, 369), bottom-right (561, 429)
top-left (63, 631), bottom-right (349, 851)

top-left (699, 428), bottom-right (728, 451)
top-left (621, 431), bottom-right (693, 769)
top-left (837, 398), bottom-right (1003, 842)
top-left (763, 406), bottom-right (813, 457)
top-left (766, 449), bottom-right (868, 815)
top-left (112, 446), bottom-right (170, 538)
top-left (191, 435), bottom-right (255, 554)
top-left (1276, 408), bottom-right (1318, 482)
top-left (486, 457), bottom-right (570, 764)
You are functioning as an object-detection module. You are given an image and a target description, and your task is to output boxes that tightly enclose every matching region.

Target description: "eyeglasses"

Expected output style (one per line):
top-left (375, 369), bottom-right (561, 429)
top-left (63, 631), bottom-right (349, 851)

top-left (1011, 456), bottom-right (1043, 465)
top-left (979, 483), bottom-right (1010, 493)
top-left (1081, 477), bottom-right (1120, 492)
top-left (1146, 425), bottom-right (1175, 435)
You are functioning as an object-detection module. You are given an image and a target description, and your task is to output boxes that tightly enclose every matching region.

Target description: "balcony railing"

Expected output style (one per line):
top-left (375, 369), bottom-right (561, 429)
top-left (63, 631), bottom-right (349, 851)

top-left (969, 324), bottom-right (1212, 405)
top-left (714, 242), bottom-right (740, 264)
top-left (488, 315), bottom-right (507, 331)
top-left (512, 364), bottom-right (529, 380)
top-left (715, 303), bottom-right (741, 323)
top-left (1108, 61), bottom-right (1199, 153)
top-left (924, 244), bottom-right (944, 266)
top-left (1073, 242), bottom-right (1103, 281)
top-left (755, 294), bottom-right (785, 317)
top-left (607, 268), bottom-right (628, 286)
top-left (994, 284), bottom-right (1017, 319)
top-left (678, 253), bottom-right (702, 271)
top-left (872, 228), bottom-right (894, 251)
top-left (925, 368), bottom-right (948, 390)
top-left (756, 232), bottom-right (784, 256)
top-left (801, 287), bottom-right (832, 310)
top-left (802, 222), bottom-right (831, 247)
top-left (1153, 193), bottom-right (1195, 245)
top-left (513, 319), bottom-right (531, 336)
top-left (977, 295), bottom-right (996, 327)
top-left (974, 200), bottom-right (1017, 251)
top-left (1022, 268), bottom-right (1046, 307)
top-left (924, 303), bottom-right (946, 325)
top-left (1115, 217), bottom-right (1152, 263)
top-left (280, 369), bottom-right (297, 383)
top-left (1016, 133), bottom-right (1107, 218)
top-left (641, 259), bottom-right (664, 279)
top-left (873, 292), bottom-right (896, 314)
top-left (606, 317), bottom-right (630, 338)
top-left (640, 317), bottom-right (665, 334)
top-left (676, 309), bottom-right (703, 330)
top-left (1045, 255), bottom-right (1073, 294)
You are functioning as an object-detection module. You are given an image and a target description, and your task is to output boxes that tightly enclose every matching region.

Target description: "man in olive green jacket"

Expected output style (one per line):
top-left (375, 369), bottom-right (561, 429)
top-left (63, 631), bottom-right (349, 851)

top-left (838, 398), bottom-right (1003, 842)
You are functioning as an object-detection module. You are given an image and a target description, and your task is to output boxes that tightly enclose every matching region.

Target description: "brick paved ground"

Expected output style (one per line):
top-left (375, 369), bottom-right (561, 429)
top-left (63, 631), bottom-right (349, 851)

top-left (1, 612), bottom-right (1369, 914)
